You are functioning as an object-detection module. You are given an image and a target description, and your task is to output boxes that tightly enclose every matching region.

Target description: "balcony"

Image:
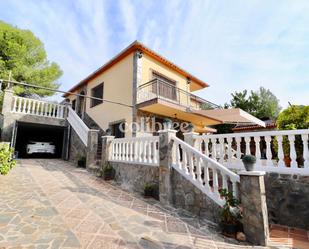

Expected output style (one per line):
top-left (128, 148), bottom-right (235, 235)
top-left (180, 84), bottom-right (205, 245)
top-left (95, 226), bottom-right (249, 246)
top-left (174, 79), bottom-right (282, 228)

top-left (137, 79), bottom-right (219, 110)
top-left (136, 79), bottom-right (222, 129)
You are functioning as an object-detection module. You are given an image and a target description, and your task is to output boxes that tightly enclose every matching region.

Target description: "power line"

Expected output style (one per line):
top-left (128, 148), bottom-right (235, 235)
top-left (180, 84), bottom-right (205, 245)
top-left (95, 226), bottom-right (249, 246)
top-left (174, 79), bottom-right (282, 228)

top-left (0, 79), bottom-right (133, 108)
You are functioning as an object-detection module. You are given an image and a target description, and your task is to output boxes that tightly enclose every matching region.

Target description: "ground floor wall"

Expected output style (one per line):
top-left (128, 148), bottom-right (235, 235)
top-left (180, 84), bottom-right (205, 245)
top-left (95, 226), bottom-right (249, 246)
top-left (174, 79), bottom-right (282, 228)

top-left (68, 127), bottom-right (87, 165)
top-left (111, 162), bottom-right (159, 195)
top-left (265, 172), bottom-right (309, 230)
top-left (110, 161), bottom-right (221, 224)
top-left (171, 169), bottom-right (221, 223)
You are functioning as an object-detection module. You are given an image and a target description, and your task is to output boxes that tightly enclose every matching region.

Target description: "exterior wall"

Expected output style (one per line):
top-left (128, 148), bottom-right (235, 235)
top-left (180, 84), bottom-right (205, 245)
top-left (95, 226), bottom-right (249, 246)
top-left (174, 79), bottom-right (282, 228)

top-left (2, 113), bottom-right (66, 142)
top-left (171, 168), bottom-right (221, 223)
top-left (84, 53), bottom-right (134, 137)
top-left (265, 172), bottom-right (309, 230)
top-left (140, 54), bottom-right (207, 115)
top-left (141, 53), bottom-right (199, 93)
top-left (68, 128), bottom-right (87, 165)
top-left (111, 162), bottom-right (159, 194)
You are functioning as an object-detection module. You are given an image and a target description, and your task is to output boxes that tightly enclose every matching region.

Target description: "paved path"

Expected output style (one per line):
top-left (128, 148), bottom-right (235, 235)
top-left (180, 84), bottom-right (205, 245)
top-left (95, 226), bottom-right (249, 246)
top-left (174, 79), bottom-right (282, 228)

top-left (0, 159), bottom-right (267, 248)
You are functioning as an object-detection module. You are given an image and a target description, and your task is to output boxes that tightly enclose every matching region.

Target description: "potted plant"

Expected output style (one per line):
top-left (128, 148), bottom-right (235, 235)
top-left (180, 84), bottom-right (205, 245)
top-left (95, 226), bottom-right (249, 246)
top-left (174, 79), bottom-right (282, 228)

top-left (242, 155), bottom-right (256, 171)
top-left (105, 128), bottom-right (112, 136)
top-left (163, 118), bottom-right (173, 130)
top-left (103, 162), bottom-right (114, 180)
top-left (219, 189), bottom-right (242, 236)
top-left (77, 155), bottom-right (86, 168)
top-left (144, 183), bottom-right (159, 199)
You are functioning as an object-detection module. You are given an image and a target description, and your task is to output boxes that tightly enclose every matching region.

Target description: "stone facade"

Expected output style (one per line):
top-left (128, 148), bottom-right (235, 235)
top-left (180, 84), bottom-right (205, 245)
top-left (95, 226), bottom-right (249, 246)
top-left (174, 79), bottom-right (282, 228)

top-left (111, 162), bottom-right (159, 195)
top-left (171, 168), bottom-right (221, 223)
top-left (265, 172), bottom-right (309, 230)
top-left (68, 128), bottom-right (87, 165)
top-left (240, 172), bottom-right (269, 246)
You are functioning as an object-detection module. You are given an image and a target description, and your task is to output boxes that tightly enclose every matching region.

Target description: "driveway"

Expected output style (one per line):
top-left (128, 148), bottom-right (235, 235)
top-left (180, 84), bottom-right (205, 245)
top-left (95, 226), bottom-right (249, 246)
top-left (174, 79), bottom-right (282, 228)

top-left (0, 159), bottom-right (262, 249)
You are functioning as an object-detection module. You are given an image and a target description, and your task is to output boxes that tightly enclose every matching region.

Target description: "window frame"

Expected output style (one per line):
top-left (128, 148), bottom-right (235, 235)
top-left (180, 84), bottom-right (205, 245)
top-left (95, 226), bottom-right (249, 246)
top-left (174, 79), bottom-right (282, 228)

top-left (90, 83), bottom-right (104, 108)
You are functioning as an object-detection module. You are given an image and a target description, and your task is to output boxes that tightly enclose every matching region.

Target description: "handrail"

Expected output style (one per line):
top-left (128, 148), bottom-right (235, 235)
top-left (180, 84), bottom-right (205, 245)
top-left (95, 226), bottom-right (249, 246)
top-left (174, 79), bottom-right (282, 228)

top-left (171, 136), bottom-right (240, 206)
top-left (196, 129), bottom-right (309, 138)
top-left (67, 106), bottom-right (89, 146)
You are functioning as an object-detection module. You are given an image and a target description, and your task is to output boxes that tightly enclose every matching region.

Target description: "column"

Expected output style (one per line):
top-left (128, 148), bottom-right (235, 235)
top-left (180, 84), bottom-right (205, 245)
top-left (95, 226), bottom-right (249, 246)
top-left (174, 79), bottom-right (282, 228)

top-left (158, 129), bottom-right (177, 205)
top-left (239, 171), bottom-right (269, 246)
top-left (86, 129), bottom-right (99, 169)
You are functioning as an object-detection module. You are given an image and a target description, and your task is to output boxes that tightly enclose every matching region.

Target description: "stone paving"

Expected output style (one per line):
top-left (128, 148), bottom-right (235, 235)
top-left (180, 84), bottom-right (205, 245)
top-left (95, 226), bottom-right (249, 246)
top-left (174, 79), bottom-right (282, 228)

top-left (0, 159), bottom-right (271, 248)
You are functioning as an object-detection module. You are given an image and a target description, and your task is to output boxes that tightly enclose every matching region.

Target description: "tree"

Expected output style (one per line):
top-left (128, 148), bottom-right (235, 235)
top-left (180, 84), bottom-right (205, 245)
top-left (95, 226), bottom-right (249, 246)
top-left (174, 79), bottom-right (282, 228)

top-left (0, 21), bottom-right (62, 97)
top-left (229, 87), bottom-right (281, 120)
top-left (275, 105), bottom-right (309, 165)
top-left (277, 105), bottom-right (309, 130)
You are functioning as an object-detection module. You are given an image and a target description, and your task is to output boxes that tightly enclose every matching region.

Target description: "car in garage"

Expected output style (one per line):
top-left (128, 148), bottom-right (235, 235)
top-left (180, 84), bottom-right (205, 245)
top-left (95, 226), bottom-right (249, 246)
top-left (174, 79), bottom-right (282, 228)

top-left (26, 141), bottom-right (56, 155)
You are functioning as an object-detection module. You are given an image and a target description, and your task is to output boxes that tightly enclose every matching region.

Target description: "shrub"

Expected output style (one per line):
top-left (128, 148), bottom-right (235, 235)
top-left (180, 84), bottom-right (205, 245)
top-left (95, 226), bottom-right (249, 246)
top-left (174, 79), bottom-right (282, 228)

top-left (102, 162), bottom-right (115, 180)
top-left (0, 143), bottom-right (16, 175)
top-left (242, 155), bottom-right (256, 164)
top-left (144, 183), bottom-right (159, 199)
top-left (77, 155), bottom-right (86, 167)
top-left (219, 188), bottom-right (242, 225)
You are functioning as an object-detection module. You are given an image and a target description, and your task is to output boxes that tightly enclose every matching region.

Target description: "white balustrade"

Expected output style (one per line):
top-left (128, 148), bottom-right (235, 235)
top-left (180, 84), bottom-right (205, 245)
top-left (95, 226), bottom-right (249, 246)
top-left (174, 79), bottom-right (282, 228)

top-left (67, 106), bottom-right (89, 146)
top-left (193, 129), bottom-right (309, 175)
top-left (11, 96), bottom-right (65, 119)
top-left (171, 136), bottom-right (240, 206)
top-left (110, 136), bottom-right (159, 166)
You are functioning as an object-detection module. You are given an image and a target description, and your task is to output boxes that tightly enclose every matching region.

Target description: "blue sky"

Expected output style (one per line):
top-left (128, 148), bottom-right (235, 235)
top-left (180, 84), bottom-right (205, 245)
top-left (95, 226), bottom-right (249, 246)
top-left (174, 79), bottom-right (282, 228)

top-left (0, 0), bottom-right (309, 107)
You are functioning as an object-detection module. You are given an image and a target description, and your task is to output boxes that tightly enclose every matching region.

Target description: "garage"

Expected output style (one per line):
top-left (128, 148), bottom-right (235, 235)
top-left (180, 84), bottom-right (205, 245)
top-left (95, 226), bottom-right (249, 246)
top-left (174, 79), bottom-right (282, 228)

top-left (14, 122), bottom-right (66, 158)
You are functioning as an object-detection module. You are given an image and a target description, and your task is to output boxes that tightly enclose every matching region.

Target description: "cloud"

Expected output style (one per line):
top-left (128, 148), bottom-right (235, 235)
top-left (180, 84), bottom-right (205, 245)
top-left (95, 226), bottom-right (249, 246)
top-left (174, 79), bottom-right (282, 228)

top-left (0, 0), bottom-right (308, 107)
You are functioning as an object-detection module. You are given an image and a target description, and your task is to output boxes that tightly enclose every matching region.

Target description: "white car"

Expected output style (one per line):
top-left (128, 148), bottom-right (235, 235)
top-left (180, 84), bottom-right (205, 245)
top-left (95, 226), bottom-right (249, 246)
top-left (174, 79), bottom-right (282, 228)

top-left (26, 141), bottom-right (55, 155)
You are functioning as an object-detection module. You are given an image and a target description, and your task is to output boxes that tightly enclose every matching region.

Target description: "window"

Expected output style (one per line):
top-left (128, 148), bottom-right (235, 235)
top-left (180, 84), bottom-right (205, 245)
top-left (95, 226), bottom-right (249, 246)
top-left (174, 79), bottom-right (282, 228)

top-left (111, 122), bottom-right (125, 138)
top-left (152, 72), bottom-right (177, 101)
top-left (91, 83), bottom-right (104, 107)
top-left (72, 99), bottom-right (76, 110)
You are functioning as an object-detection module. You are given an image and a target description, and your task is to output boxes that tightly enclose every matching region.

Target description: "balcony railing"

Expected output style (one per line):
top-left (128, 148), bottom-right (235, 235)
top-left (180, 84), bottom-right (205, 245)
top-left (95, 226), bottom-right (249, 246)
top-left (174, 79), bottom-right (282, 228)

top-left (193, 129), bottom-right (309, 174)
top-left (11, 96), bottom-right (66, 119)
top-left (137, 79), bottom-right (219, 110)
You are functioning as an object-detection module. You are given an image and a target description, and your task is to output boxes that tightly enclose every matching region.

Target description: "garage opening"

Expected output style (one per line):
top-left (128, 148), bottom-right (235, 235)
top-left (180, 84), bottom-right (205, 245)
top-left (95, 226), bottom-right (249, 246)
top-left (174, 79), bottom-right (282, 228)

top-left (14, 122), bottom-right (66, 158)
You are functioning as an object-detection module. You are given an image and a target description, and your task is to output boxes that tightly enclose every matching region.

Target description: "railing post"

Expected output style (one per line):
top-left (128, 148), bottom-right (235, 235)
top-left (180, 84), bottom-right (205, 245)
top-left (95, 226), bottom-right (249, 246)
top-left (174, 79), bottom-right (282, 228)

top-left (239, 171), bottom-right (269, 246)
top-left (1, 89), bottom-right (14, 115)
top-left (183, 131), bottom-right (199, 149)
top-left (1, 89), bottom-right (15, 142)
top-left (158, 128), bottom-right (177, 205)
top-left (302, 134), bottom-right (309, 168)
top-left (101, 135), bottom-right (115, 169)
top-left (86, 129), bottom-right (99, 170)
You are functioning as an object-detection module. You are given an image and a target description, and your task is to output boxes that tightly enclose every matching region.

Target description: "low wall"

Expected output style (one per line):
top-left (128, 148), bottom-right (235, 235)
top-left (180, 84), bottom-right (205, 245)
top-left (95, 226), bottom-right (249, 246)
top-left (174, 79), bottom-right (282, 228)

top-left (171, 169), bottom-right (221, 223)
top-left (265, 172), bottom-right (309, 230)
top-left (68, 128), bottom-right (87, 165)
top-left (111, 162), bottom-right (159, 195)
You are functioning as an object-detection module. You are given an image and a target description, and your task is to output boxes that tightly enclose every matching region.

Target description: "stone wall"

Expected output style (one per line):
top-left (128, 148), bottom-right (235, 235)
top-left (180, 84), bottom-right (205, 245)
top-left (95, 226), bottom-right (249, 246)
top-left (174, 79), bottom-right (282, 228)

top-left (68, 128), bottom-right (87, 165)
top-left (1, 112), bottom-right (66, 142)
top-left (265, 172), bottom-right (309, 230)
top-left (171, 169), bottom-right (221, 223)
top-left (111, 162), bottom-right (159, 195)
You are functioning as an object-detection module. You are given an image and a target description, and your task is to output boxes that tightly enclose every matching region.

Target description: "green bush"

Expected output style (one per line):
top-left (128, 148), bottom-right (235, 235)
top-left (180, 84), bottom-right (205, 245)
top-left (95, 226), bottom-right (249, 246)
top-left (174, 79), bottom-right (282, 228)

top-left (242, 155), bottom-right (256, 164)
top-left (219, 188), bottom-right (242, 225)
top-left (274, 105), bottom-right (309, 165)
top-left (0, 143), bottom-right (16, 175)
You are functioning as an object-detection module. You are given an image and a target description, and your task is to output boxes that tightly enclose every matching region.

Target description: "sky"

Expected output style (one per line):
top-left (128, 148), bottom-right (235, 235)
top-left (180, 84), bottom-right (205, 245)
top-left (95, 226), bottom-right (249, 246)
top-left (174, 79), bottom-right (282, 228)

top-left (0, 0), bottom-right (309, 107)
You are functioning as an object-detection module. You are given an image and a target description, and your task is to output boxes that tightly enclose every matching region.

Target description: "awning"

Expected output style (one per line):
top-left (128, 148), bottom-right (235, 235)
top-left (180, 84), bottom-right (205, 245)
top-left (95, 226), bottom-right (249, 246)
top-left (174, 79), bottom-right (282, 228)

top-left (194, 108), bottom-right (266, 127)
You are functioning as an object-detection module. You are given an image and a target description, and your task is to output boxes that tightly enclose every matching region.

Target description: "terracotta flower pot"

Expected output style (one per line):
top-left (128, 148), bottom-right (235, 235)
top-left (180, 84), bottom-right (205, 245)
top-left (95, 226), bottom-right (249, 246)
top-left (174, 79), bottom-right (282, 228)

top-left (284, 156), bottom-right (291, 167)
